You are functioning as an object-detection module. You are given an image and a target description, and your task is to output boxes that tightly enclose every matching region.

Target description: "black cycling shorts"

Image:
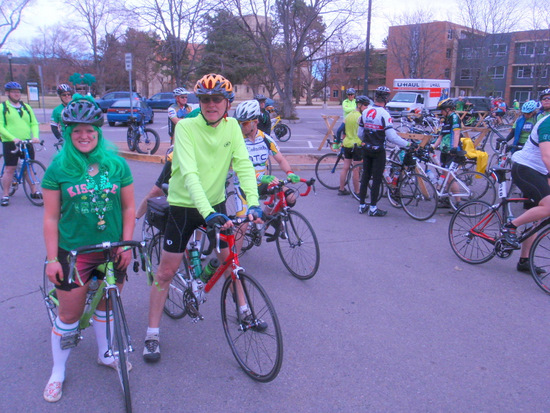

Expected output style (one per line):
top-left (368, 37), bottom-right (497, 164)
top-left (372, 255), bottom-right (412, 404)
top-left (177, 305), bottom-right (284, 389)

top-left (55, 248), bottom-right (126, 291)
top-left (154, 161), bottom-right (172, 189)
top-left (2, 141), bottom-right (35, 166)
top-left (512, 162), bottom-right (550, 208)
top-left (343, 146), bottom-right (362, 161)
top-left (163, 202), bottom-right (228, 253)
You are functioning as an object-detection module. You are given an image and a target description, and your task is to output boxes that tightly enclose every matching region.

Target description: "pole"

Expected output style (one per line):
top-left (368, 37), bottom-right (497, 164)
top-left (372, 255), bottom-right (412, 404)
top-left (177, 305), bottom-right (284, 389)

top-left (7, 52), bottom-right (13, 81)
top-left (125, 53), bottom-right (133, 118)
top-left (38, 66), bottom-right (46, 119)
top-left (323, 41), bottom-right (328, 109)
top-left (363, 0), bottom-right (372, 96)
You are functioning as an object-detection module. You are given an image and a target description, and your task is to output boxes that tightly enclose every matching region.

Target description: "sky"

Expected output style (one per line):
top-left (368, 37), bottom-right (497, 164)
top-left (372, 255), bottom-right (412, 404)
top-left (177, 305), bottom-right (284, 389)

top-left (4, 0), bottom-right (461, 55)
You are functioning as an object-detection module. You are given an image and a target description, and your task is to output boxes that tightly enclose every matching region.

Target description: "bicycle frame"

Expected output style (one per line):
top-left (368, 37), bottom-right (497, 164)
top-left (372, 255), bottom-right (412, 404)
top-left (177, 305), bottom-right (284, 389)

top-left (264, 178), bottom-right (315, 215)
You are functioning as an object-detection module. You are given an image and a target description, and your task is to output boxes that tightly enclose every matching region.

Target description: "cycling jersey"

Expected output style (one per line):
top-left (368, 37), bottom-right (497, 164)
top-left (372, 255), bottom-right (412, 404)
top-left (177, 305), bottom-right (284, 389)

top-left (0, 100), bottom-right (39, 142)
top-left (242, 130), bottom-right (279, 184)
top-left (167, 103), bottom-right (192, 138)
top-left (343, 110), bottom-right (361, 148)
top-left (510, 116), bottom-right (536, 145)
top-left (342, 98), bottom-right (356, 117)
top-left (42, 159), bottom-right (133, 251)
top-left (512, 114), bottom-right (550, 175)
top-left (359, 105), bottom-right (408, 149)
top-left (50, 104), bottom-right (65, 130)
top-left (257, 110), bottom-right (271, 135)
top-left (168, 115), bottom-right (259, 218)
top-left (439, 112), bottom-right (461, 152)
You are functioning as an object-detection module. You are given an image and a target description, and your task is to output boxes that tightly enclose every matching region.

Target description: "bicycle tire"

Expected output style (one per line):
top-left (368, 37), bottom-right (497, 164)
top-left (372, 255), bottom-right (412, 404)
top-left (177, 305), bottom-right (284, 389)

top-left (276, 210), bottom-right (320, 279)
top-left (136, 128), bottom-right (160, 155)
top-left (126, 128), bottom-right (136, 152)
top-left (148, 233), bottom-right (188, 319)
top-left (448, 171), bottom-right (496, 210)
top-left (347, 163), bottom-right (385, 203)
top-left (220, 272), bottom-right (283, 382)
top-left (399, 173), bottom-right (438, 221)
top-left (273, 123), bottom-right (291, 142)
top-left (315, 153), bottom-right (343, 190)
top-left (22, 160), bottom-right (46, 206)
top-left (109, 289), bottom-right (132, 412)
top-left (448, 201), bottom-right (501, 264)
top-left (42, 264), bottom-right (58, 326)
top-left (529, 226), bottom-right (550, 295)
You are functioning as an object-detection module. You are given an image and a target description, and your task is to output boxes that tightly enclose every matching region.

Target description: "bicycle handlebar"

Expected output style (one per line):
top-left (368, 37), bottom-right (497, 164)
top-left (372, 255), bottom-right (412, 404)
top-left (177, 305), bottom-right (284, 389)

top-left (66, 240), bottom-right (149, 284)
top-left (266, 177), bottom-right (316, 197)
top-left (10, 139), bottom-right (44, 154)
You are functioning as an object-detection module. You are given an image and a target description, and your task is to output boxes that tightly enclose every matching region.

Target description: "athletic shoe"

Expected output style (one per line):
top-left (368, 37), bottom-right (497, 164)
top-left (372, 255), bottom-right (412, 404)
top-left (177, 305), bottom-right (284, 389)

top-left (43, 380), bottom-right (63, 403)
top-left (1, 196), bottom-right (9, 206)
top-left (368, 208), bottom-right (387, 217)
top-left (97, 357), bottom-right (133, 372)
top-left (143, 333), bottom-right (160, 362)
top-left (501, 225), bottom-right (520, 249)
top-left (337, 189), bottom-right (350, 196)
top-left (243, 314), bottom-right (268, 332)
top-left (30, 191), bottom-right (43, 199)
top-left (517, 259), bottom-right (547, 275)
top-left (358, 204), bottom-right (368, 214)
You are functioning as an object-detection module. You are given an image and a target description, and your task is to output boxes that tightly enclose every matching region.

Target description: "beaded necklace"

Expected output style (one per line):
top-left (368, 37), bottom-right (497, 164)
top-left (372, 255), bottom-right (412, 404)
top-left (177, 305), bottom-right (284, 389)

top-left (85, 165), bottom-right (112, 231)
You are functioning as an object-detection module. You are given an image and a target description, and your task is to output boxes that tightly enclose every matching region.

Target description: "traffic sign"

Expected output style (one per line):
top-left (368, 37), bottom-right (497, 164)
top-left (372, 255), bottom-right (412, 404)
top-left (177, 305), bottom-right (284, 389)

top-left (125, 53), bottom-right (132, 71)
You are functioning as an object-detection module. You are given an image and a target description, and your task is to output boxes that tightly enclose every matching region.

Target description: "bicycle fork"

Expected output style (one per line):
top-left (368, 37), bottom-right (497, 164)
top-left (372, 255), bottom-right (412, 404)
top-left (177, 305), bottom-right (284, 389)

top-left (105, 285), bottom-right (134, 358)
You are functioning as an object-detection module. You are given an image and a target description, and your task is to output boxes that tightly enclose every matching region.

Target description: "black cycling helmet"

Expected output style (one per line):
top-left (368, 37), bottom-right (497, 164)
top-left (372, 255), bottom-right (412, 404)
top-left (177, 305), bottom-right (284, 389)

top-left (5, 81), bottom-right (22, 91)
top-left (437, 98), bottom-right (455, 111)
top-left (62, 97), bottom-right (104, 127)
top-left (57, 84), bottom-right (73, 95)
top-left (254, 93), bottom-right (267, 101)
top-left (374, 86), bottom-right (391, 101)
top-left (539, 88), bottom-right (550, 100)
top-left (355, 95), bottom-right (370, 106)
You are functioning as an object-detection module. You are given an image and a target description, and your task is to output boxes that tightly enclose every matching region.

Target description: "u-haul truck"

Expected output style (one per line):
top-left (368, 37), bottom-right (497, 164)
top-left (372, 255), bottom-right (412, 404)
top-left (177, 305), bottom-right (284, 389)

top-left (386, 79), bottom-right (451, 117)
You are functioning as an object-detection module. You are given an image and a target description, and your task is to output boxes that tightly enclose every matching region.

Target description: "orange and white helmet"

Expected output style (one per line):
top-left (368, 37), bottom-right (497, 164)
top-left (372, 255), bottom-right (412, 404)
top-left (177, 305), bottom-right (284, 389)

top-left (194, 74), bottom-right (235, 102)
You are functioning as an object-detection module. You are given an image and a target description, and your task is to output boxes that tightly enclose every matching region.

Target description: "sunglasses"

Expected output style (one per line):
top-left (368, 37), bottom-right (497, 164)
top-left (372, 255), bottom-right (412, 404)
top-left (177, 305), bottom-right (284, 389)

top-left (239, 120), bottom-right (254, 127)
top-left (60, 93), bottom-right (72, 97)
top-left (199, 95), bottom-right (225, 104)
top-left (176, 95), bottom-right (188, 98)
top-left (541, 97), bottom-right (550, 101)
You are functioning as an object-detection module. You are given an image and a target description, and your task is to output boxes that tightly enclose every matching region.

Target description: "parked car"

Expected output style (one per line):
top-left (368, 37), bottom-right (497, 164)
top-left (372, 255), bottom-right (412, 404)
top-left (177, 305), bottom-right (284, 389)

top-left (146, 91), bottom-right (200, 110)
top-left (106, 98), bottom-right (154, 126)
top-left (451, 96), bottom-right (492, 112)
top-left (96, 91), bottom-right (144, 112)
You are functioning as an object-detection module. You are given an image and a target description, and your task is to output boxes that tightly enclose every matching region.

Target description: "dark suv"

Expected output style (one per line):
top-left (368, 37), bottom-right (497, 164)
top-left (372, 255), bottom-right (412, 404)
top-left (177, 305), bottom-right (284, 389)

top-left (451, 96), bottom-right (492, 112)
top-left (96, 91), bottom-right (144, 112)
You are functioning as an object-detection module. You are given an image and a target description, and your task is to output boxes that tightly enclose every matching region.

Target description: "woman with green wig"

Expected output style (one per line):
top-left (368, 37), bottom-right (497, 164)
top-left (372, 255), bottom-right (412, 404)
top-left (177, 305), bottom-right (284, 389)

top-left (41, 94), bottom-right (135, 403)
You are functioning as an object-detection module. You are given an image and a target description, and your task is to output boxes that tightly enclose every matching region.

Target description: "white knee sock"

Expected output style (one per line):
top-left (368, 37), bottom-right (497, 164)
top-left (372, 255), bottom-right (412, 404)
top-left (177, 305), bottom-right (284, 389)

top-left (93, 310), bottom-right (114, 363)
top-left (49, 319), bottom-right (79, 382)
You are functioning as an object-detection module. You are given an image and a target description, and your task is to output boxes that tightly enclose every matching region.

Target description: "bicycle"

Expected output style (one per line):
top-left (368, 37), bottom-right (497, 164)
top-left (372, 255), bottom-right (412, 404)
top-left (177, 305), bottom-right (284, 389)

top-left (347, 145), bottom-right (439, 221)
top-left (126, 115), bottom-right (160, 154)
top-left (413, 145), bottom-right (496, 210)
top-left (268, 108), bottom-right (291, 142)
top-left (40, 240), bottom-right (151, 413)
top-left (230, 178), bottom-right (320, 279)
top-left (0, 140), bottom-right (46, 206)
top-left (448, 167), bottom-right (550, 294)
top-left (315, 139), bottom-right (361, 190)
top-left (147, 218), bottom-right (283, 382)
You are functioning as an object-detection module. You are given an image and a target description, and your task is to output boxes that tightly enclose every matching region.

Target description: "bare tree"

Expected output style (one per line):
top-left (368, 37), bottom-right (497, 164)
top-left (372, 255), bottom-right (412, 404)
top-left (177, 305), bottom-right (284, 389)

top-left (224, 0), bottom-right (363, 118)
top-left (0, 0), bottom-right (32, 51)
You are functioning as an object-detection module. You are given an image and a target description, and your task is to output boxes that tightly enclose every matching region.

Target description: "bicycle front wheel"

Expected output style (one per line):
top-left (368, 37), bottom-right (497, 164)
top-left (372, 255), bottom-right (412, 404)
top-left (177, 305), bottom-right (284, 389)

top-left (221, 272), bottom-right (283, 382)
top-left (109, 289), bottom-right (132, 412)
top-left (276, 210), bottom-right (320, 279)
top-left (399, 173), bottom-right (438, 221)
top-left (22, 160), bottom-right (46, 206)
top-left (529, 226), bottom-right (550, 295)
top-left (448, 201), bottom-right (500, 264)
top-left (448, 171), bottom-right (496, 210)
top-left (273, 123), bottom-right (291, 142)
top-left (136, 128), bottom-right (160, 155)
top-left (315, 153), bottom-right (343, 189)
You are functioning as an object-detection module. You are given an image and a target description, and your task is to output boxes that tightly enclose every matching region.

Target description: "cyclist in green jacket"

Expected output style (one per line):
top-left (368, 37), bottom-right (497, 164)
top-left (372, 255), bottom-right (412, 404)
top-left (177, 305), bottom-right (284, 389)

top-left (334, 88), bottom-right (356, 145)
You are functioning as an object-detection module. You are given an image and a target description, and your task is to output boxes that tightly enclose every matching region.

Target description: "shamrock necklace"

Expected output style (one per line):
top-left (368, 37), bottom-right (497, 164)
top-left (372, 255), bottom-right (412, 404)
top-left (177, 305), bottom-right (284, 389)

top-left (85, 165), bottom-right (113, 231)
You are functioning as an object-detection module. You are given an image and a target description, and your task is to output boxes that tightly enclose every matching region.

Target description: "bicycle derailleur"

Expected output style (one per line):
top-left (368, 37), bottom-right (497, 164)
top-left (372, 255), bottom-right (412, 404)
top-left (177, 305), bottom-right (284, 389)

top-left (184, 288), bottom-right (203, 322)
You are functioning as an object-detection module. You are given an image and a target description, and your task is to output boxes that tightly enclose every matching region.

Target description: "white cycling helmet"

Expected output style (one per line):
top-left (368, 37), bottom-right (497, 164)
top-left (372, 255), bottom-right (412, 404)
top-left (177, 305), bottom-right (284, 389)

top-left (235, 100), bottom-right (261, 122)
top-left (173, 87), bottom-right (189, 96)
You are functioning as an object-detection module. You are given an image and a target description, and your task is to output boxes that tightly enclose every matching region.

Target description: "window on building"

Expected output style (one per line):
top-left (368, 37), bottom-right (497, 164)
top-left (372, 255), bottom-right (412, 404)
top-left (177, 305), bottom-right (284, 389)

top-left (446, 48), bottom-right (452, 59)
top-left (493, 91), bottom-right (503, 98)
top-left (514, 91), bottom-right (531, 102)
top-left (460, 69), bottom-right (472, 80)
top-left (332, 90), bottom-right (339, 98)
top-left (517, 66), bottom-right (533, 78)
top-left (444, 68), bottom-right (451, 78)
top-left (519, 42), bottom-right (535, 56)
top-left (488, 43), bottom-right (507, 57)
top-left (534, 65), bottom-right (548, 78)
top-left (488, 66), bottom-right (505, 79)
top-left (461, 48), bottom-right (472, 59)
top-left (447, 29), bottom-right (453, 40)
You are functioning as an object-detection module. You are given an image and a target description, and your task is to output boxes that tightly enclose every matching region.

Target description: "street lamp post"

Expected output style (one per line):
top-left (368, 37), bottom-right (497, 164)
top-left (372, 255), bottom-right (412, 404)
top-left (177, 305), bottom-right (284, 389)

top-left (7, 52), bottom-right (13, 81)
top-left (363, 0), bottom-right (372, 96)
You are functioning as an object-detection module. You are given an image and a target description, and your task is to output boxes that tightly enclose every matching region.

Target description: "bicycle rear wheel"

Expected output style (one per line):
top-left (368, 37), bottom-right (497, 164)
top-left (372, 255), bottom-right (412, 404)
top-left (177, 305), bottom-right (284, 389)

top-left (221, 272), bottom-right (283, 382)
top-left (126, 129), bottom-right (136, 152)
top-left (136, 128), bottom-right (160, 154)
top-left (108, 289), bottom-right (132, 413)
top-left (41, 265), bottom-right (58, 326)
top-left (315, 153), bottom-right (342, 189)
top-left (346, 163), bottom-right (385, 203)
top-left (22, 160), bottom-right (46, 206)
top-left (448, 201), bottom-right (500, 264)
top-left (448, 171), bottom-right (496, 210)
top-left (276, 210), bottom-right (320, 279)
top-left (399, 173), bottom-right (438, 221)
top-left (529, 226), bottom-right (550, 295)
top-left (149, 233), bottom-right (188, 319)
top-left (273, 123), bottom-right (291, 142)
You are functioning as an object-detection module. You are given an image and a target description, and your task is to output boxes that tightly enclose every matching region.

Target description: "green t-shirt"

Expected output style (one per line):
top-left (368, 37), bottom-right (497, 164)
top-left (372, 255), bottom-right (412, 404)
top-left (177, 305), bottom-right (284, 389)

top-left (0, 100), bottom-right (39, 142)
top-left (343, 110), bottom-right (361, 148)
top-left (512, 116), bottom-right (537, 145)
top-left (168, 115), bottom-right (259, 218)
top-left (42, 158), bottom-right (133, 251)
top-left (50, 104), bottom-right (66, 131)
top-left (440, 112), bottom-right (461, 152)
top-left (455, 100), bottom-right (464, 111)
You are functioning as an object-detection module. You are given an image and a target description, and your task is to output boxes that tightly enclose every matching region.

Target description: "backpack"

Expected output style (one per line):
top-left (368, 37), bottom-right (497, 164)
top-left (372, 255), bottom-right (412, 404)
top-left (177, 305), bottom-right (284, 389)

top-left (2, 101), bottom-right (33, 126)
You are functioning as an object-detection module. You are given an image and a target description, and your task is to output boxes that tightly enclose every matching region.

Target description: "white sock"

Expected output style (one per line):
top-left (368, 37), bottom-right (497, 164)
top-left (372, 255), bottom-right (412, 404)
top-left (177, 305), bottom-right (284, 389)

top-left (49, 319), bottom-right (79, 382)
top-left (370, 205), bottom-right (377, 212)
top-left (146, 327), bottom-right (159, 338)
top-left (93, 310), bottom-right (114, 363)
top-left (239, 305), bottom-right (249, 315)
